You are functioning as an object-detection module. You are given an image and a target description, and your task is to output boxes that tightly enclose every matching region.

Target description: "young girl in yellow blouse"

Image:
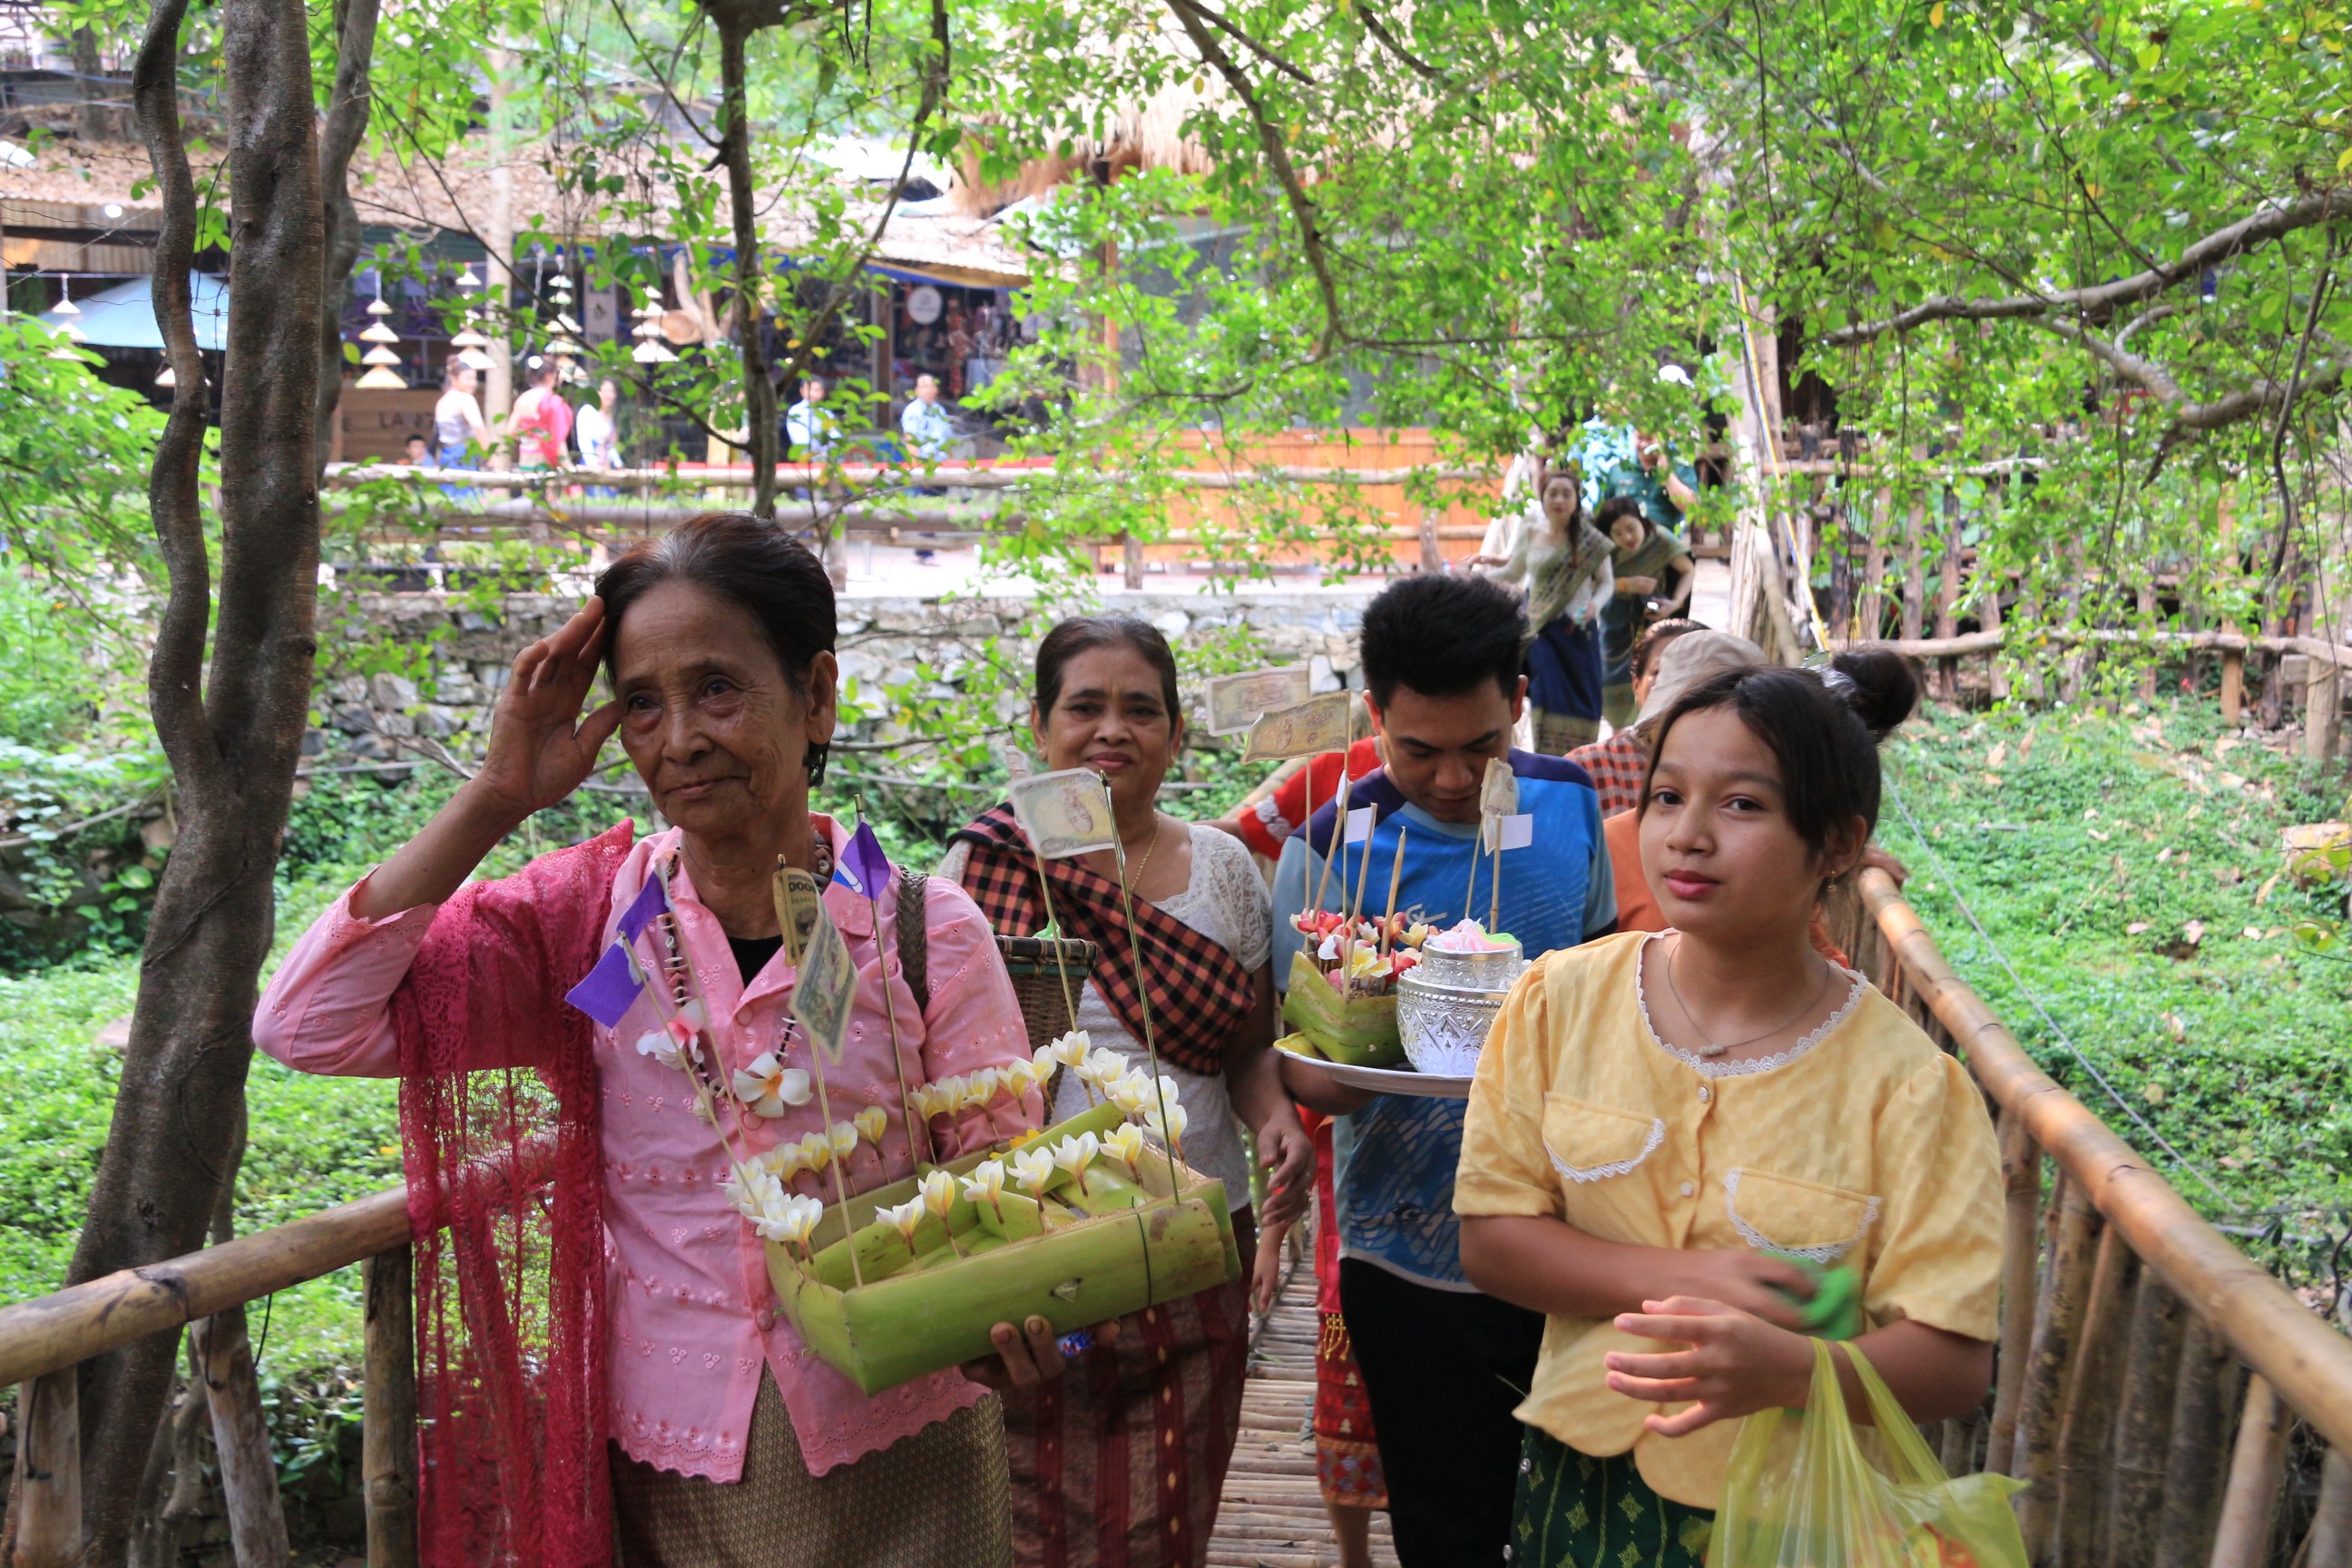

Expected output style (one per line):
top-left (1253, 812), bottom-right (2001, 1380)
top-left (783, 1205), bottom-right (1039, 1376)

top-left (1455, 650), bottom-right (2003, 1565)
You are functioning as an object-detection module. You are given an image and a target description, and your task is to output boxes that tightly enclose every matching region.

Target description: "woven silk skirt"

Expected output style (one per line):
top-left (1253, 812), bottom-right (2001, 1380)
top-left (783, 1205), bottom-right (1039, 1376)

top-left (612, 1375), bottom-right (1012, 1567)
top-left (1307, 1115), bottom-right (1386, 1511)
top-left (1000, 1212), bottom-right (1256, 1568)
top-left (1508, 1425), bottom-right (1711, 1568)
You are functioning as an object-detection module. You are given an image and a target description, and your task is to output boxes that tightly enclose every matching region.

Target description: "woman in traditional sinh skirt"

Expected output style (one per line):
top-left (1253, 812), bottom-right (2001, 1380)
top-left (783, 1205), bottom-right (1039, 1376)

top-left (944, 614), bottom-right (1314, 1568)
top-left (256, 514), bottom-right (1108, 1568)
top-left (1302, 1111), bottom-right (1387, 1565)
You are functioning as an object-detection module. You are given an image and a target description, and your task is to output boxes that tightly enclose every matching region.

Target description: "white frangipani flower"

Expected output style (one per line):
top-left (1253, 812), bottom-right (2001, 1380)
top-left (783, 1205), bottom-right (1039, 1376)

top-left (961, 1159), bottom-right (1009, 1220)
top-left (962, 1067), bottom-right (1003, 1110)
top-left (854, 1105), bottom-right (889, 1147)
top-left (762, 1192), bottom-right (824, 1253)
top-left (1050, 1132), bottom-right (1101, 1196)
top-left (918, 1168), bottom-right (958, 1222)
top-left (635, 1031), bottom-right (684, 1071)
top-left (826, 1121), bottom-right (860, 1161)
top-left (1042, 1030), bottom-right (1093, 1069)
top-left (1102, 1122), bottom-right (1147, 1177)
top-left (1008, 1146), bottom-right (1058, 1198)
top-left (1144, 1100), bottom-right (1189, 1151)
top-left (797, 1131), bottom-right (834, 1171)
top-left (731, 1052), bottom-right (812, 1118)
top-left (759, 1139), bottom-right (808, 1181)
top-left (876, 1196), bottom-right (928, 1247)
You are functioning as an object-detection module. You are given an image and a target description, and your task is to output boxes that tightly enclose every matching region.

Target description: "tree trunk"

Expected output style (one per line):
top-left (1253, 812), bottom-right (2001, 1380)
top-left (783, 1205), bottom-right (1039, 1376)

top-left (68, 0), bottom-right (325, 1557)
top-left (73, 26), bottom-right (124, 142)
top-left (310, 0), bottom-right (384, 474)
top-left (717, 18), bottom-right (779, 520)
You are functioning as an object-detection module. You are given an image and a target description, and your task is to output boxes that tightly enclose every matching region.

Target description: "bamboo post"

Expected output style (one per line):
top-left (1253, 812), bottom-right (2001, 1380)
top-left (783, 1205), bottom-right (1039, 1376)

top-left (1857, 487), bottom-right (1890, 641)
top-left (2055, 1226), bottom-right (2139, 1568)
top-left (2155, 1315), bottom-right (2241, 1568)
top-left (1122, 532), bottom-right (1143, 590)
top-left (1988, 1105), bottom-right (2042, 1475)
top-left (2305, 654), bottom-right (2340, 762)
top-left (1901, 488), bottom-right (1927, 643)
top-left (2014, 1176), bottom-right (2100, 1561)
top-left (363, 1245), bottom-right (419, 1568)
top-left (2302, 1445), bottom-right (2352, 1568)
top-left (2207, 1375), bottom-right (2289, 1568)
top-left (2104, 1269), bottom-right (2190, 1568)
top-left (2220, 485), bottom-right (2244, 727)
top-left (2138, 582), bottom-right (2161, 701)
top-left (1936, 487), bottom-right (1962, 700)
top-left (1418, 505), bottom-right (1441, 572)
top-left (1983, 560), bottom-right (2010, 702)
top-left (190, 1301), bottom-right (291, 1568)
top-left (5, 1368), bottom-right (82, 1568)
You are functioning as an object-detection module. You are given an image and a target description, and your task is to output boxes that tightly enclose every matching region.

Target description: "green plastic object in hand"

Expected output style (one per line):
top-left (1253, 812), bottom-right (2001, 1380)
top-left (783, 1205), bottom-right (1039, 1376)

top-left (1710, 1339), bottom-right (2028, 1568)
top-left (1779, 1261), bottom-right (1862, 1341)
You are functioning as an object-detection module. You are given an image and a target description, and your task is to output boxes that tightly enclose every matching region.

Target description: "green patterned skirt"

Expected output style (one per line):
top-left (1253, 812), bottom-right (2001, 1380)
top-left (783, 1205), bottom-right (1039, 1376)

top-left (1508, 1425), bottom-right (1712, 1568)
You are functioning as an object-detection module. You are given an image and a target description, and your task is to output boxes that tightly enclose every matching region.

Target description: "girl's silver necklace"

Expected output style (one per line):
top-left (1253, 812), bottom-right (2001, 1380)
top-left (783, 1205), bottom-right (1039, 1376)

top-left (1666, 942), bottom-right (1835, 1058)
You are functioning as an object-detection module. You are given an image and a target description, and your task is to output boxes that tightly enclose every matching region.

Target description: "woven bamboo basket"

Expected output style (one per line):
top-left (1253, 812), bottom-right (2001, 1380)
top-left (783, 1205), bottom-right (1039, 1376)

top-left (768, 1100), bottom-right (1240, 1395)
top-left (994, 935), bottom-right (1098, 1052)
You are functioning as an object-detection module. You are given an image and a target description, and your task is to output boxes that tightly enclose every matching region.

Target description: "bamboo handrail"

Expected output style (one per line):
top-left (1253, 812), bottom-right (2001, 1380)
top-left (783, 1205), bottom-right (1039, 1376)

top-left (1841, 625), bottom-right (2352, 668)
top-left (322, 460), bottom-right (1501, 492)
top-left (0, 1187), bottom-right (409, 1387)
top-left (1857, 867), bottom-right (2352, 1453)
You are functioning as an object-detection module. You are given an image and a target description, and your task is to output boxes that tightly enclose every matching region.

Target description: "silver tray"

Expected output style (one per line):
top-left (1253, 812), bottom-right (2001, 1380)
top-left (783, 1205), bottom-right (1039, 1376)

top-left (1276, 1037), bottom-right (1473, 1100)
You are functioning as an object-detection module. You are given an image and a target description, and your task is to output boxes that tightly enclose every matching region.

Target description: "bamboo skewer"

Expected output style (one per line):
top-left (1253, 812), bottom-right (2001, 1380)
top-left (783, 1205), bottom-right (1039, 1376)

top-left (1100, 777), bottom-right (1188, 1197)
top-left (855, 800), bottom-right (932, 1168)
top-left (1313, 761), bottom-right (1357, 919)
top-left (1377, 828), bottom-right (1408, 958)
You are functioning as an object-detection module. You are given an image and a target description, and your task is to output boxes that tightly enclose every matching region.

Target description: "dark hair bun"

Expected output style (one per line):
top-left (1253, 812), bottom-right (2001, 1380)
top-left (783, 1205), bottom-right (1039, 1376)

top-left (1829, 648), bottom-right (1918, 740)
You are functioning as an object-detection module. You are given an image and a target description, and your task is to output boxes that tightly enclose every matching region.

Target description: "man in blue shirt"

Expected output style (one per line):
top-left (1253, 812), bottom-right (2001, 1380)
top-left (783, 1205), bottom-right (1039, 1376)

top-left (1275, 572), bottom-right (1615, 1567)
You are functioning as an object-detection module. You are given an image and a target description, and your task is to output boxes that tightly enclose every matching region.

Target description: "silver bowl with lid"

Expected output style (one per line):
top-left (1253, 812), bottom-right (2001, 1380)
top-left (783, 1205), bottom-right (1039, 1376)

top-left (1396, 935), bottom-right (1526, 1077)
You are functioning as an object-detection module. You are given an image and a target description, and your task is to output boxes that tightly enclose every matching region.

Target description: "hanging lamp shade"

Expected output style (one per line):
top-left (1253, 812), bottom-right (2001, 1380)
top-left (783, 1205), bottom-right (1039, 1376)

top-left (154, 363), bottom-right (175, 387)
top-left (554, 312), bottom-right (582, 334)
top-left (631, 338), bottom-right (679, 364)
top-left (456, 264), bottom-right (482, 288)
top-left (360, 345), bottom-right (404, 367)
top-left (449, 325), bottom-right (490, 349)
top-left (456, 347), bottom-right (494, 371)
top-left (51, 285), bottom-right (80, 318)
top-left (366, 298), bottom-right (394, 316)
top-left (544, 338), bottom-right (584, 358)
top-left (354, 365), bottom-right (408, 389)
top-left (359, 322), bottom-right (401, 345)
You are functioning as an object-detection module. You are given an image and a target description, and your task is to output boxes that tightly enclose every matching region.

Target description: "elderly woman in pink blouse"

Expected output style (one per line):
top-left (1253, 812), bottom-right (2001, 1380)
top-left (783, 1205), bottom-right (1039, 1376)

top-left (257, 514), bottom-right (1092, 1567)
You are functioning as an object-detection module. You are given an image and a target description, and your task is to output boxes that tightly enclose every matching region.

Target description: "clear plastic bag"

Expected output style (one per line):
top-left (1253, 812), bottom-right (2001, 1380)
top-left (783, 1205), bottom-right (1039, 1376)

top-left (1709, 1339), bottom-right (2028, 1568)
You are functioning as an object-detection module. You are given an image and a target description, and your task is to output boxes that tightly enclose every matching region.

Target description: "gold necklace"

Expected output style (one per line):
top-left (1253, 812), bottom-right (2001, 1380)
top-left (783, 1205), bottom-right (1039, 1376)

top-left (1121, 816), bottom-right (1163, 892)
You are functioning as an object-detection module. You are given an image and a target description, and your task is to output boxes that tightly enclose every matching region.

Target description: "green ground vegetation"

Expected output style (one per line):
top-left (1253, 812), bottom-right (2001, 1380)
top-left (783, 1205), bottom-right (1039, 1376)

top-left (1879, 697), bottom-right (2352, 1274)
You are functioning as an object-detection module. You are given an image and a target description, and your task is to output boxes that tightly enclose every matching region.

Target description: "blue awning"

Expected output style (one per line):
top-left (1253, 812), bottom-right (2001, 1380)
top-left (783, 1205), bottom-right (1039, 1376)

top-left (40, 273), bottom-right (229, 351)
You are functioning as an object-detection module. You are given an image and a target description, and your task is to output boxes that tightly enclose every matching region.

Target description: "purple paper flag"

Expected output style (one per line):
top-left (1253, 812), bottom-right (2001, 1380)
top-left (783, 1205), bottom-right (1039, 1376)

top-left (833, 820), bottom-right (893, 899)
top-left (613, 875), bottom-right (668, 943)
top-left (565, 942), bottom-right (644, 1028)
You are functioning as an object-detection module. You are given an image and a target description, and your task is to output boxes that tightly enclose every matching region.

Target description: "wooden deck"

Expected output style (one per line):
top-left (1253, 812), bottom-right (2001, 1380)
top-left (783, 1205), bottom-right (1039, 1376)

top-left (1208, 1250), bottom-right (1401, 1568)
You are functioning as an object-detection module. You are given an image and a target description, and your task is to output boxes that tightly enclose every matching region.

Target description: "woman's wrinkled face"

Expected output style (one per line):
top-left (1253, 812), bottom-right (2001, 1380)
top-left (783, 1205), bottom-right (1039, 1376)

top-left (1032, 643), bottom-right (1181, 817)
top-left (1638, 706), bottom-right (1856, 943)
top-left (611, 580), bottom-right (837, 842)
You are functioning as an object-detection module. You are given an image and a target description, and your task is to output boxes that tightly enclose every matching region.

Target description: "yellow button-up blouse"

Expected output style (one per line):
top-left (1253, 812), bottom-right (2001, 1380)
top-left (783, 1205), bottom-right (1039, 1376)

top-left (1455, 931), bottom-right (2003, 1510)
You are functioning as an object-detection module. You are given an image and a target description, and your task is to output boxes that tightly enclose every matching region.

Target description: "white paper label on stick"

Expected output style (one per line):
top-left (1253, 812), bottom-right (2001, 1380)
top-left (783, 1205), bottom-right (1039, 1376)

top-left (1497, 812), bottom-right (1534, 851)
top-left (1344, 804), bottom-right (1375, 844)
top-left (1010, 767), bottom-right (1120, 859)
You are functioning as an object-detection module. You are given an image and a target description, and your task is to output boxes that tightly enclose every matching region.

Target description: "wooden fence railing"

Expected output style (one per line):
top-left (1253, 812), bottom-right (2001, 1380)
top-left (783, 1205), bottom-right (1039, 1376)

top-left (5, 875), bottom-right (2348, 1566)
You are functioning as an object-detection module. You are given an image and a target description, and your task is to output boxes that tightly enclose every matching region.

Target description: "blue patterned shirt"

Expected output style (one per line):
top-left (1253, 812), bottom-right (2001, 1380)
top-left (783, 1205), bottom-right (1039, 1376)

top-left (1271, 750), bottom-right (1615, 1289)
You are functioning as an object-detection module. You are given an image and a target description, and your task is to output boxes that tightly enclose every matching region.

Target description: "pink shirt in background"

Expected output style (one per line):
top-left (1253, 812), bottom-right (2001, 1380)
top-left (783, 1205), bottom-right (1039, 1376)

top-left (254, 817), bottom-right (1040, 1481)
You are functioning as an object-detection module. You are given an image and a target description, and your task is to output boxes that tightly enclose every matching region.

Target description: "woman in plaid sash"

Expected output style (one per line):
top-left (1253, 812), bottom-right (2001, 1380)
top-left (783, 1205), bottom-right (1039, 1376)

top-left (942, 615), bottom-right (1313, 1568)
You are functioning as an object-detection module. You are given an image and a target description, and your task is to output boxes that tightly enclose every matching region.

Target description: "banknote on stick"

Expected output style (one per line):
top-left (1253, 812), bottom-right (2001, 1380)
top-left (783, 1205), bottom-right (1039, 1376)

top-left (1201, 666), bottom-right (1313, 737)
top-left (1010, 767), bottom-right (1122, 859)
top-left (1240, 691), bottom-right (1357, 763)
top-left (1480, 756), bottom-right (1519, 819)
top-left (791, 901), bottom-right (858, 1064)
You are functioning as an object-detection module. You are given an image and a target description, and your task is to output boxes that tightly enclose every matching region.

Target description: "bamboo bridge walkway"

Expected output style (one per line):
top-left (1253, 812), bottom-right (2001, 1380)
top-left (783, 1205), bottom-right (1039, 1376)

top-left (1210, 1259), bottom-right (1400, 1568)
top-left (5, 867), bottom-right (2352, 1567)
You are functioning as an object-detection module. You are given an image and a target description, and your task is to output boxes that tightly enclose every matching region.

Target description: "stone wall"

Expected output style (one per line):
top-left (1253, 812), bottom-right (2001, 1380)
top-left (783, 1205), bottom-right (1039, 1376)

top-left (312, 589), bottom-right (1382, 761)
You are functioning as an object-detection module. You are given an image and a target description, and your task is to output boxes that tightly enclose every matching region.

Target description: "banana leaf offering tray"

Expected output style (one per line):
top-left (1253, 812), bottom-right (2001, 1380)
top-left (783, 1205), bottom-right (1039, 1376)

top-left (766, 1100), bottom-right (1240, 1396)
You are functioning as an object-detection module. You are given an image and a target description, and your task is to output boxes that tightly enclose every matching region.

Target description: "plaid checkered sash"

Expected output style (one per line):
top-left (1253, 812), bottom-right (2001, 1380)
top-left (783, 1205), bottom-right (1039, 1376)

top-left (951, 804), bottom-right (1253, 1076)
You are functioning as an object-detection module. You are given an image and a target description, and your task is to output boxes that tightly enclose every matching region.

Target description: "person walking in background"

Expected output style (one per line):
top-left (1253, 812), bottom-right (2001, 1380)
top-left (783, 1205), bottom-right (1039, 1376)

top-left (1456, 651), bottom-right (2001, 1568)
top-left (505, 359), bottom-right (573, 470)
top-left (433, 358), bottom-right (491, 504)
top-left (574, 377), bottom-right (621, 498)
top-left (1577, 417), bottom-right (1700, 537)
top-left (1566, 618), bottom-right (1709, 818)
top-left (944, 614), bottom-right (1313, 1568)
top-left (785, 375), bottom-right (838, 463)
top-left (1595, 495), bottom-right (1696, 730)
top-left (1272, 572), bottom-right (1614, 1568)
top-left (898, 373), bottom-right (957, 562)
top-left (1469, 458), bottom-right (1613, 753)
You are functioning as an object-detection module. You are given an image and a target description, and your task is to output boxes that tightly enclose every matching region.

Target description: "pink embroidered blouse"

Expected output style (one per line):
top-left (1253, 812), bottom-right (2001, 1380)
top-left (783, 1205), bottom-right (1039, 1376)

top-left (254, 816), bottom-right (1041, 1481)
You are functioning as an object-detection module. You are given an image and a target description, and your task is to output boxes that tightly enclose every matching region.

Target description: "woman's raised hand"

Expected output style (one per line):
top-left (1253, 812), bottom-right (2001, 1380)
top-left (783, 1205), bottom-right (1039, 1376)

top-left (471, 598), bottom-right (625, 823)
